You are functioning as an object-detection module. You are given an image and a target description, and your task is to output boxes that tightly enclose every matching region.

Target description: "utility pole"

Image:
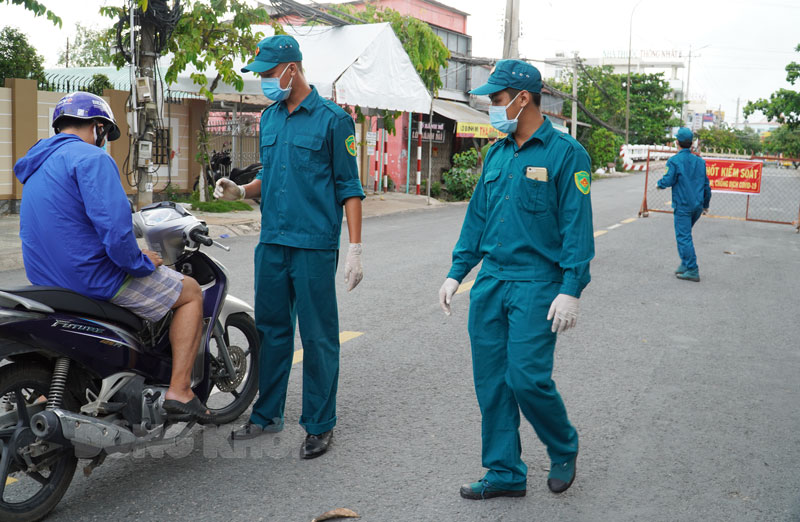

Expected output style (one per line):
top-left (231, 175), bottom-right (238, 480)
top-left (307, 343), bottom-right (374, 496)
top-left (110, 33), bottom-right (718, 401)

top-left (65, 38), bottom-right (69, 68)
top-left (502, 0), bottom-right (520, 59)
top-left (626, 0), bottom-right (643, 144)
top-left (683, 45), bottom-right (692, 125)
top-left (129, 1), bottom-right (165, 209)
top-left (735, 96), bottom-right (740, 128)
top-left (135, 11), bottom-right (157, 209)
top-left (572, 53), bottom-right (579, 138)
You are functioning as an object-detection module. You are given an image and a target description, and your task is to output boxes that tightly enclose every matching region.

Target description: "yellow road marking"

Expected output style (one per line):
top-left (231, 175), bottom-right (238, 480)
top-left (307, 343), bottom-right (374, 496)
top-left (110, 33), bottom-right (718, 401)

top-left (339, 331), bottom-right (364, 343)
top-left (456, 280), bottom-right (474, 295)
top-left (292, 331), bottom-right (364, 365)
top-left (5, 477), bottom-right (17, 485)
top-left (593, 230), bottom-right (608, 237)
top-left (621, 217), bottom-right (637, 224)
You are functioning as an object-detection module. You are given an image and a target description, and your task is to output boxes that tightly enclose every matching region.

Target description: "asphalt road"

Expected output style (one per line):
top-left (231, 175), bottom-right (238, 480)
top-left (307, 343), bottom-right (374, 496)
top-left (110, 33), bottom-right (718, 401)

top-left (1, 175), bottom-right (799, 521)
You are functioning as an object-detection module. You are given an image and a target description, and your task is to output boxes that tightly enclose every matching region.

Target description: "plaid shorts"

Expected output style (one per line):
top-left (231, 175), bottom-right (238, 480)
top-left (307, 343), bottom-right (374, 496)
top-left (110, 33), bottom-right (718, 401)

top-left (110, 266), bottom-right (184, 322)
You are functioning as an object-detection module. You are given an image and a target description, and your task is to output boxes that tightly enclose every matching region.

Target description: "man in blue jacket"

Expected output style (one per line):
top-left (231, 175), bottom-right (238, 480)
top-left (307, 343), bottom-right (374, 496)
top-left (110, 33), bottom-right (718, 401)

top-left (438, 60), bottom-right (594, 499)
top-left (13, 92), bottom-right (210, 420)
top-left (657, 127), bottom-right (711, 282)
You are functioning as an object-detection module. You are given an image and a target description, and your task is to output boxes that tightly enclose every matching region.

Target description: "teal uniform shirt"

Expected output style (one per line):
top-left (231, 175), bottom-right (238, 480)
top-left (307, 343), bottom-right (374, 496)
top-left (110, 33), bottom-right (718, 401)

top-left (657, 148), bottom-right (711, 210)
top-left (256, 86), bottom-right (365, 250)
top-left (447, 117), bottom-right (595, 298)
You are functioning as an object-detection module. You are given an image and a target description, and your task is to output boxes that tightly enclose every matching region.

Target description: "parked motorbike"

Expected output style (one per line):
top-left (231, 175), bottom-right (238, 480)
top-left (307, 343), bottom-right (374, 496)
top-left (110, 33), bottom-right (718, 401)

top-left (0, 201), bottom-right (259, 521)
top-left (193, 149), bottom-right (261, 192)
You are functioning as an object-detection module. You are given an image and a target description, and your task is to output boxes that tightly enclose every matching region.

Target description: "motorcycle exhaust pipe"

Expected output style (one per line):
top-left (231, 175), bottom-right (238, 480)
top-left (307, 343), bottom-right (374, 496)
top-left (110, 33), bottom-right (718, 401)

top-left (30, 410), bottom-right (70, 446)
top-left (31, 409), bottom-right (137, 457)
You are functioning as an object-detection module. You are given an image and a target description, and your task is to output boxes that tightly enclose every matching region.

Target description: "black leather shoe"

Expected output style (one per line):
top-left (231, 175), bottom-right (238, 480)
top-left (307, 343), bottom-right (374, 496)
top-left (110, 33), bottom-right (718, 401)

top-left (229, 420), bottom-right (283, 441)
top-left (301, 430), bottom-right (333, 459)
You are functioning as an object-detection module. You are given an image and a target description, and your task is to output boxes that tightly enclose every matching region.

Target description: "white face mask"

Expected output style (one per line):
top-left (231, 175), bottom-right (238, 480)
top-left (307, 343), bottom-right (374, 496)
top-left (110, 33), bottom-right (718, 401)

top-left (488, 91), bottom-right (525, 134)
top-left (93, 123), bottom-right (108, 150)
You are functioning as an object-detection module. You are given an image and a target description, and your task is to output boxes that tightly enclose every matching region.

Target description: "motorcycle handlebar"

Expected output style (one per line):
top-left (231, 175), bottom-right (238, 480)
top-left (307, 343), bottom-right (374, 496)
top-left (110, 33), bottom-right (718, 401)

top-left (189, 228), bottom-right (214, 247)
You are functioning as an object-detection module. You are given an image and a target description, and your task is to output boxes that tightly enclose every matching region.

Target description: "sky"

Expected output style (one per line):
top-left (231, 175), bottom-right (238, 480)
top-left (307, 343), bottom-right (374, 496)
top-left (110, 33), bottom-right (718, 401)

top-left (4, 0), bottom-right (799, 124)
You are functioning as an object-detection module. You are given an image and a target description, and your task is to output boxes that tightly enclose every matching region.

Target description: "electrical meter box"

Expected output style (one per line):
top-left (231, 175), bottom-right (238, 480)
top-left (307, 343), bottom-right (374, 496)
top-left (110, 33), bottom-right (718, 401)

top-left (137, 141), bottom-right (153, 167)
top-left (135, 77), bottom-right (153, 103)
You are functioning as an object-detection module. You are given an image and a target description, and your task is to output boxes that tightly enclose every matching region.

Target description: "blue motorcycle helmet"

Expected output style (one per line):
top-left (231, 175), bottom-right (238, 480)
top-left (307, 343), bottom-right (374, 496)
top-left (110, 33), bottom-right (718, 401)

top-left (52, 92), bottom-right (121, 146)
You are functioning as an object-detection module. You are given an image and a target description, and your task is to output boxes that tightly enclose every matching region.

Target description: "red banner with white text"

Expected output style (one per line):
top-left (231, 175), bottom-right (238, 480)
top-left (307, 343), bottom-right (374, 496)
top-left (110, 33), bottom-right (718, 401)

top-left (705, 159), bottom-right (762, 194)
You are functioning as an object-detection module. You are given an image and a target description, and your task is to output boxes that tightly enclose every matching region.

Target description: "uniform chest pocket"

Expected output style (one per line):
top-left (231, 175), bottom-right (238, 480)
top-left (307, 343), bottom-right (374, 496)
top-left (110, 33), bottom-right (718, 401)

top-left (519, 177), bottom-right (548, 213)
top-left (260, 133), bottom-right (277, 170)
top-left (291, 134), bottom-right (325, 168)
top-left (483, 168), bottom-right (501, 199)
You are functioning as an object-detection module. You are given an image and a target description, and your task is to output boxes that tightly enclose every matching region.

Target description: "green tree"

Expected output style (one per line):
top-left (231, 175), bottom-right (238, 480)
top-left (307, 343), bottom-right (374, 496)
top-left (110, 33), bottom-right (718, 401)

top-left (733, 127), bottom-right (761, 154)
top-left (102, 0), bottom-right (269, 102)
top-left (442, 147), bottom-right (480, 200)
top-left (553, 65), bottom-right (681, 145)
top-left (87, 73), bottom-right (113, 95)
top-left (57, 23), bottom-right (112, 67)
top-left (586, 128), bottom-right (623, 171)
top-left (763, 125), bottom-right (800, 166)
top-left (3, 0), bottom-right (61, 27)
top-left (743, 44), bottom-right (800, 130)
top-left (696, 127), bottom-right (741, 152)
top-left (0, 26), bottom-right (45, 87)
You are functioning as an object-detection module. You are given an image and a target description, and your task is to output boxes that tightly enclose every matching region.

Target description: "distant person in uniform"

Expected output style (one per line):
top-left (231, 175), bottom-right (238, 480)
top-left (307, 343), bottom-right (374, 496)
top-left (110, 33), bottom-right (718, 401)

top-left (438, 60), bottom-right (594, 500)
top-left (479, 136), bottom-right (498, 167)
top-left (215, 35), bottom-right (365, 458)
top-left (657, 127), bottom-right (711, 282)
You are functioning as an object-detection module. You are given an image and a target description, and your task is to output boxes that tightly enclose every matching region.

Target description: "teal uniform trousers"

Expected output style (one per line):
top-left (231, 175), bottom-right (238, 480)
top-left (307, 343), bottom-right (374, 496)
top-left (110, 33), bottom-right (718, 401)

top-left (468, 273), bottom-right (578, 490)
top-left (251, 244), bottom-right (340, 434)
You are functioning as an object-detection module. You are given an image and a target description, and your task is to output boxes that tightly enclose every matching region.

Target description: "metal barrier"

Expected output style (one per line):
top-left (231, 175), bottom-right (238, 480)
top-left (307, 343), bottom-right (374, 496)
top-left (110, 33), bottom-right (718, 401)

top-left (206, 117), bottom-right (260, 168)
top-left (638, 148), bottom-right (800, 231)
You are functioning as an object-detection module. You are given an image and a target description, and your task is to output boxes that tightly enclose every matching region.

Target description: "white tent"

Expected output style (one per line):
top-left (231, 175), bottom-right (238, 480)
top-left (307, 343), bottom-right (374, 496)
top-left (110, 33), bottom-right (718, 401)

top-left (172, 23), bottom-right (432, 113)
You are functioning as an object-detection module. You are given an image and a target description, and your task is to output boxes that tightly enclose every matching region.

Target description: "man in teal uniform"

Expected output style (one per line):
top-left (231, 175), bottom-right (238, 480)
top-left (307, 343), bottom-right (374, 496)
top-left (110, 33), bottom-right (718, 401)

top-left (438, 60), bottom-right (594, 499)
top-left (657, 127), bottom-right (710, 282)
top-left (215, 35), bottom-right (365, 458)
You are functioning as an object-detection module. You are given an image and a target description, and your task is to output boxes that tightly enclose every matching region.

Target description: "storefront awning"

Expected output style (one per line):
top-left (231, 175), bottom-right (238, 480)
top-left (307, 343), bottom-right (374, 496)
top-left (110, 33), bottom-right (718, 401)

top-left (432, 99), bottom-right (504, 139)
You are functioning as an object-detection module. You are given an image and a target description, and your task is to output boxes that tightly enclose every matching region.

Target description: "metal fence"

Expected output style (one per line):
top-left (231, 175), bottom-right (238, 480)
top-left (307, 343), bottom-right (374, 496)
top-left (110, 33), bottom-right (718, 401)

top-left (638, 148), bottom-right (800, 230)
top-left (206, 113), bottom-right (261, 168)
top-left (39, 72), bottom-right (196, 103)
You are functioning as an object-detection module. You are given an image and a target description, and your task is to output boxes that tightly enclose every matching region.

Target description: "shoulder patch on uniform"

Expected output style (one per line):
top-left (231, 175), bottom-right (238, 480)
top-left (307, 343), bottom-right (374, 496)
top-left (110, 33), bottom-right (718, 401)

top-left (574, 170), bottom-right (591, 195)
top-left (345, 135), bottom-right (357, 156)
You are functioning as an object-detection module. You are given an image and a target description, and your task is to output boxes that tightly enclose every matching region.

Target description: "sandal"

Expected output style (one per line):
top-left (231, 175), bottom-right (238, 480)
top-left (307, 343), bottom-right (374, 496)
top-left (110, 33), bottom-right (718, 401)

top-left (162, 396), bottom-right (213, 422)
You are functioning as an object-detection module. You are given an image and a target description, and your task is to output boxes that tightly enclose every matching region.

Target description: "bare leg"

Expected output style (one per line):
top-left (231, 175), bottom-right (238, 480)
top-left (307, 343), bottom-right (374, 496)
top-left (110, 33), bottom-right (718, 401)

top-left (164, 276), bottom-right (204, 406)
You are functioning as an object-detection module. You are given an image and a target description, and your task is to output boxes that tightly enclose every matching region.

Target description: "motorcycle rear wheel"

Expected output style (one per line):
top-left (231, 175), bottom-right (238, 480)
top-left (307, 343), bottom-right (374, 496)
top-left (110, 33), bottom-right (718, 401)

top-left (0, 362), bottom-right (78, 522)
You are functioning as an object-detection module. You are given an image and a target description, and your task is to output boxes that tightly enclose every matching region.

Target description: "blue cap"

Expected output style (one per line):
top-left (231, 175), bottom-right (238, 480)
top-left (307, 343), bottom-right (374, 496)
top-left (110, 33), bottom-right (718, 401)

top-left (470, 59), bottom-right (542, 96)
top-left (675, 127), bottom-right (693, 142)
top-left (241, 35), bottom-right (302, 74)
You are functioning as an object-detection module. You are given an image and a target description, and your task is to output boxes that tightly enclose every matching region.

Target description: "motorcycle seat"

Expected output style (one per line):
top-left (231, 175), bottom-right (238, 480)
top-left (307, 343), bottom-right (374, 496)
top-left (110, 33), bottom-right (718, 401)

top-left (0, 286), bottom-right (144, 332)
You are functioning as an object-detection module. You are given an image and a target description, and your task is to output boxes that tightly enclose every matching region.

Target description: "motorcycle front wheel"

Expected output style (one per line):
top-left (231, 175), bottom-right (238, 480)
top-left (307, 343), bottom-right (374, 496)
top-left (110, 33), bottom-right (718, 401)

top-left (0, 361), bottom-right (78, 522)
top-left (203, 313), bottom-right (260, 425)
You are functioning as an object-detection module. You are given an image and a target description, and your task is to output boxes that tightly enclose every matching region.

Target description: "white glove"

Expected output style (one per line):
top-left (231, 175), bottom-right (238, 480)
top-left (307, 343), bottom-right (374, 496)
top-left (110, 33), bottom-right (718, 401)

top-left (547, 293), bottom-right (579, 334)
top-left (438, 277), bottom-right (460, 316)
top-left (344, 243), bottom-right (363, 292)
top-left (214, 178), bottom-right (245, 200)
